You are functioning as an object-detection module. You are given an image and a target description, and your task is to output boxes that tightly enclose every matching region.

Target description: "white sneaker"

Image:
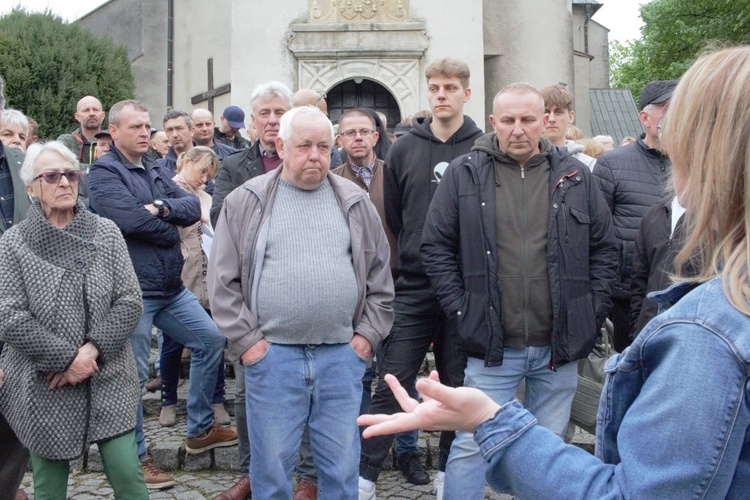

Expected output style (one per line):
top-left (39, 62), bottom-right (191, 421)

top-left (432, 475), bottom-right (445, 500)
top-left (358, 485), bottom-right (376, 500)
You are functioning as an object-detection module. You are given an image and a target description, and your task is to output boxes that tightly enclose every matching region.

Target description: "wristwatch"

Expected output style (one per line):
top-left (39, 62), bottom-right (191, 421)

top-left (153, 199), bottom-right (168, 218)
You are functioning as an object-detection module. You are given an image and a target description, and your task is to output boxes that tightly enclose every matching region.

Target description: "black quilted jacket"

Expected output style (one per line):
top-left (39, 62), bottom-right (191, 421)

top-left (593, 135), bottom-right (670, 297)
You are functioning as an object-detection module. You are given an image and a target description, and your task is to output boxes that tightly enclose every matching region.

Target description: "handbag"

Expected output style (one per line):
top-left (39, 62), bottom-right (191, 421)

top-left (569, 319), bottom-right (616, 435)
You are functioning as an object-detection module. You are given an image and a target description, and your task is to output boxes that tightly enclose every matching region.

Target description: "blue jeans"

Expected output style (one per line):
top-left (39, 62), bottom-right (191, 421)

top-left (131, 288), bottom-right (225, 456)
top-left (160, 333), bottom-right (226, 406)
top-left (246, 343), bottom-right (365, 498)
top-left (443, 346), bottom-right (579, 500)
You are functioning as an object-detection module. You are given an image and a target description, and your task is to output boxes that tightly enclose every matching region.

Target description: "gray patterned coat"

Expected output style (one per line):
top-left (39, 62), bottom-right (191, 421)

top-left (0, 201), bottom-right (143, 460)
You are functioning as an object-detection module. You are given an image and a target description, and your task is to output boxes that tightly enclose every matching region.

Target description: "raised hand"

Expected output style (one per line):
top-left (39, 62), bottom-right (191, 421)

top-left (357, 370), bottom-right (501, 438)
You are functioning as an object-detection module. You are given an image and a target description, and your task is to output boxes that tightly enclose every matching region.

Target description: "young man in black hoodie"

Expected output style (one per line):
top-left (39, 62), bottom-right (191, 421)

top-left (358, 58), bottom-right (483, 499)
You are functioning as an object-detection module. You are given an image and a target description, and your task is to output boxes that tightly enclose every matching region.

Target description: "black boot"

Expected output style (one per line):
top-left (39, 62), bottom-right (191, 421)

top-left (397, 452), bottom-right (430, 485)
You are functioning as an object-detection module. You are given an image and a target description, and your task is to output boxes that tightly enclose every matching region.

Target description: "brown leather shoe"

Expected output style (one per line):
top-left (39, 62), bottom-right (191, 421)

top-left (186, 423), bottom-right (238, 454)
top-left (213, 474), bottom-right (251, 500)
top-left (293, 478), bottom-right (318, 500)
top-left (145, 376), bottom-right (161, 392)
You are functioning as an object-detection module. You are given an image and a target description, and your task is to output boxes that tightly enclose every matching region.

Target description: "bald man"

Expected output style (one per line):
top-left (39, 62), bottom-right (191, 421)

top-left (190, 108), bottom-right (237, 162)
top-left (293, 88), bottom-right (329, 115)
top-left (58, 95), bottom-right (106, 166)
top-left (292, 89), bottom-right (343, 169)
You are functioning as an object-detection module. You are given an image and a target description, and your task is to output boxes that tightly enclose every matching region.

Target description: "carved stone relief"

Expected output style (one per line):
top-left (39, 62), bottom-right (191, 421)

top-left (308, 0), bottom-right (409, 23)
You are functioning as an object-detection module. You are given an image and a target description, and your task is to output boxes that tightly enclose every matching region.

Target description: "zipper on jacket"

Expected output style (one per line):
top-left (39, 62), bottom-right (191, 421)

top-left (562, 200), bottom-right (570, 244)
top-left (520, 165), bottom-right (530, 344)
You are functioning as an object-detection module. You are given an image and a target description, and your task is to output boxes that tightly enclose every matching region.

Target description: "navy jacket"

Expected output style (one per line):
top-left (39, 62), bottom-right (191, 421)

top-left (421, 145), bottom-right (617, 367)
top-left (88, 146), bottom-right (201, 297)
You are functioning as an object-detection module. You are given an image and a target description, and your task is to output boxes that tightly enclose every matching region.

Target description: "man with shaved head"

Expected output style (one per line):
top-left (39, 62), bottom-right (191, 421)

top-left (421, 83), bottom-right (616, 498)
top-left (191, 108), bottom-right (236, 162)
top-left (58, 95), bottom-right (106, 166)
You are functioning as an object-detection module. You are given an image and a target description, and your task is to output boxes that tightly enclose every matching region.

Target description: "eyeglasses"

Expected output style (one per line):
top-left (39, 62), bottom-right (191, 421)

top-left (34, 170), bottom-right (83, 184)
top-left (341, 128), bottom-right (375, 138)
top-left (314, 90), bottom-right (327, 106)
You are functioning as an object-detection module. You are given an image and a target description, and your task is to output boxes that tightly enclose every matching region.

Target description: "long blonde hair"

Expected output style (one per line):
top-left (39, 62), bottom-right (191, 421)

top-left (663, 46), bottom-right (750, 314)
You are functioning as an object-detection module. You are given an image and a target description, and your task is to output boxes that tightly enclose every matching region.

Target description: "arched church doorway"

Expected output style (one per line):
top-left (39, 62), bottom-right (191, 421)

top-left (326, 79), bottom-right (401, 132)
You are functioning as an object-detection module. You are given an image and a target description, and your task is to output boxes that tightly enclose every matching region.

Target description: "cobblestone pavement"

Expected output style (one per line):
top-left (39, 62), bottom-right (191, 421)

top-left (20, 469), bottom-right (512, 499)
top-left (16, 346), bottom-right (589, 498)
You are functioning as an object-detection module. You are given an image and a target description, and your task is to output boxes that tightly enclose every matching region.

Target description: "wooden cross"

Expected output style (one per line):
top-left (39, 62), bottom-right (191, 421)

top-left (190, 58), bottom-right (231, 114)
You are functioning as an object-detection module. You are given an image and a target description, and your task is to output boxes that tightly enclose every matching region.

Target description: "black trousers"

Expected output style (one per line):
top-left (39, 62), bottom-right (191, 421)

top-left (359, 290), bottom-right (467, 481)
top-left (0, 412), bottom-right (28, 500)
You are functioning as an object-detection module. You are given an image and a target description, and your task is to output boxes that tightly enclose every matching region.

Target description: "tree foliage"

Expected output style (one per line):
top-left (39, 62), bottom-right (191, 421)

top-left (0, 8), bottom-right (134, 140)
top-left (610, 0), bottom-right (750, 102)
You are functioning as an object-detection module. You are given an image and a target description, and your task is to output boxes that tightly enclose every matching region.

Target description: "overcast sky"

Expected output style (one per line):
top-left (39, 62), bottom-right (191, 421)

top-left (0, 0), bottom-right (647, 43)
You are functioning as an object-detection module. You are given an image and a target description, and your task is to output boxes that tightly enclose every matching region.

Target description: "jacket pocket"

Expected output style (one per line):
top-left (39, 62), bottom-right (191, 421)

top-left (564, 205), bottom-right (591, 267)
top-left (564, 292), bottom-right (598, 361)
top-left (455, 291), bottom-right (490, 357)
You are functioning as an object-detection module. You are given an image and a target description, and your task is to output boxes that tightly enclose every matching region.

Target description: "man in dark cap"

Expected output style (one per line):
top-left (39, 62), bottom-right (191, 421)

top-left (94, 130), bottom-right (113, 160)
top-left (593, 79), bottom-right (678, 352)
top-left (215, 105), bottom-right (251, 150)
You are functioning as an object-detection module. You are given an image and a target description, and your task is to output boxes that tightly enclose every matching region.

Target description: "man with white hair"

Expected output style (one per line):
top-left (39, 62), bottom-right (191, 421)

top-left (210, 81), bottom-right (293, 227)
top-left (209, 106), bottom-right (394, 498)
top-left (0, 110), bottom-right (29, 154)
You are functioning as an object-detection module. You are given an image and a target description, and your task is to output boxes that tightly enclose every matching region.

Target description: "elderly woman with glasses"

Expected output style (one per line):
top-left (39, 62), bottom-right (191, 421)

top-left (0, 141), bottom-right (148, 499)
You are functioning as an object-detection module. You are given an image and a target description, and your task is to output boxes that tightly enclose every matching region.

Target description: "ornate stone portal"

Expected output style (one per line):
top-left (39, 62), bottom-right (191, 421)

top-left (289, 0), bottom-right (428, 118)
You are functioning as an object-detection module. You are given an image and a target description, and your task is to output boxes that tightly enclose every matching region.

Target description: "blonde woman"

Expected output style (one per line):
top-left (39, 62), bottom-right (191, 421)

top-left (360, 46), bottom-right (750, 498)
top-left (158, 147), bottom-right (231, 427)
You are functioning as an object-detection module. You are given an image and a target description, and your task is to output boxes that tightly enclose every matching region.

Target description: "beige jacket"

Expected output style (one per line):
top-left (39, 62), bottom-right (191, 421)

top-left (173, 174), bottom-right (211, 309)
top-left (208, 168), bottom-right (394, 362)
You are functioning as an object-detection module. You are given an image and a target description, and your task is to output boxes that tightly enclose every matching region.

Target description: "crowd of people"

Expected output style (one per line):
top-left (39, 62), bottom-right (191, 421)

top-left (0, 47), bottom-right (748, 500)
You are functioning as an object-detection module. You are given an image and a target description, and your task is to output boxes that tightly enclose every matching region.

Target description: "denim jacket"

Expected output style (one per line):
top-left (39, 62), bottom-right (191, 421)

top-left (473, 278), bottom-right (749, 499)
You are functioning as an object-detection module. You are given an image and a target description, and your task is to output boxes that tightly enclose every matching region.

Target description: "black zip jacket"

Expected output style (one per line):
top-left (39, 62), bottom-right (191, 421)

top-left (421, 142), bottom-right (617, 367)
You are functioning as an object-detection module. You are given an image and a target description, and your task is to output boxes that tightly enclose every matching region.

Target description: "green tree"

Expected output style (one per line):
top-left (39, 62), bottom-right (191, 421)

top-left (611, 0), bottom-right (750, 102)
top-left (0, 8), bottom-right (134, 140)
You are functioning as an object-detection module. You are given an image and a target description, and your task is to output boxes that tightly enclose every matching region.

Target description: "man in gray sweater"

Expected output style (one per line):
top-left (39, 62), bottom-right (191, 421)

top-left (208, 106), bottom-right (394, 498)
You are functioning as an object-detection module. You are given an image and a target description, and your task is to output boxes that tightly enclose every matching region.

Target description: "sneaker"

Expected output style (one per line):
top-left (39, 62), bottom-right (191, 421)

top-left (432, 474), bottom-right (445, 500)
top-left (186, 423), bottom-right (238, 454)
top-left (159, 405), bottom-right (176, 427)
top-left (213, 402), bottom-right (232, 426)
top-left (397, 452), bottom-right (430, 485)
top-left (145, 376), bottom-right (161, 392)
top-left (358, 485), bottom-right (376, 500)
top-left (141, 456), bottom-right (175, 490)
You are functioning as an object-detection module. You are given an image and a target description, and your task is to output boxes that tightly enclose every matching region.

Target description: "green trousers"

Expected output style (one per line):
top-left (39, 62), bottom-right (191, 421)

top-left (29, 430), bottom-right (148, 500)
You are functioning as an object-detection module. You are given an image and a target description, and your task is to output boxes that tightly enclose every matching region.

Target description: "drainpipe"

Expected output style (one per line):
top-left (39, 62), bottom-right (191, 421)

top-left (584, 2), bottom-right (593, 55)
top-left (167, 0), bottom-right (174, 107)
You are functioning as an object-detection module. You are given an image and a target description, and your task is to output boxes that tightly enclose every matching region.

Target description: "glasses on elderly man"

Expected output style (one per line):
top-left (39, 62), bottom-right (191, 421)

top-left (341, 128), bottom-right (375, 138)
top-left (34, 170), bottom-right (84, 184)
